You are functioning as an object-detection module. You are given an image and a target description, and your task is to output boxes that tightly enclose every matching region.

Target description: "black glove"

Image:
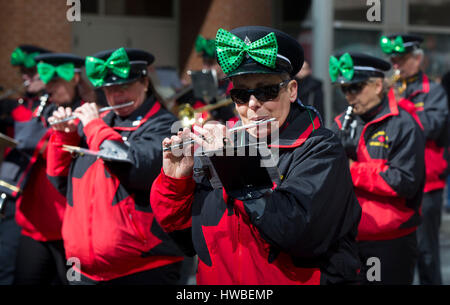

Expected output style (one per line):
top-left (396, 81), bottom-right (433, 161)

top-left (337, 129), bottom-right (357, 161)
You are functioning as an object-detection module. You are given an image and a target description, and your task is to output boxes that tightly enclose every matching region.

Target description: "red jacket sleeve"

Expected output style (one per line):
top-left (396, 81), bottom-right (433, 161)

top-left (350, 161), bottom-right (398, 197)
top-left (150, 169), bottom-right (195, 233)
top-left (83, 118), bottom-right (123, 150)
top-left (47, 130), bottom-right (81, 177)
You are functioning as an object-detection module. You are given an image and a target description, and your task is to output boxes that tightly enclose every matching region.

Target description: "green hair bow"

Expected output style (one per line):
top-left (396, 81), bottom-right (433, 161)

top-left (329, 53), bottom-right (354, 82)
top-left (380, 35), bottom-right (405, 54)
top-left (11, 48), bottom-right (40, 68)
top-left (85, 47), bottom-right (130, 87)
top-left (195, 35), bottom-right (216, 58)
top-left (215, 28), bottom-right (278, 75)
top-left (37, 62), bottom-right (75, 84)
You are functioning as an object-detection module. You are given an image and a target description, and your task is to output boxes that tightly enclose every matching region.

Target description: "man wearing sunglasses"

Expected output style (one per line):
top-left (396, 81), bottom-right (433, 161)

top-left (151, 26), bottom-right (362, 285)
top-left (331, 52), bottom-right (426, 284)
top-left (380, 34), bottom-right (449, 285)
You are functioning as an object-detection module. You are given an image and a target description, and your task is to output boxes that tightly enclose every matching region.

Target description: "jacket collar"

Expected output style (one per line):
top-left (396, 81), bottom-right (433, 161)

top-left (103, 95), bottom-right (160, 130)
top-left (404, 71), bottom-right (430, 98)
top-left (357, 88), bottom-right (399, 125)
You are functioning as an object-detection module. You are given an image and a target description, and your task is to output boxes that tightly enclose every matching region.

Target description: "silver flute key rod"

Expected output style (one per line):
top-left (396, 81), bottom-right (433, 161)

top-left (163, 118), bottom-right (276, 152)
top-left (49, 101), bottom-right (135, 126)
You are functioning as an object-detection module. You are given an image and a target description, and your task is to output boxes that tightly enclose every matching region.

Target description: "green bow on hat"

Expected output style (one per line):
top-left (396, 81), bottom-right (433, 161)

top-left (329, 53), bottom-right (354, 82)
top-left (11, 48), bottom-right (40, 68)
top-left (37, 62), bottom-right (75, 84)
top-left (195, 35), bottom-right (216, 58)
top-left (215, 28), bottom-right (278, 75)
top-left (85, 47), bottom-right (130, 87)
top-left (380, 35), bottom-right (405, 54)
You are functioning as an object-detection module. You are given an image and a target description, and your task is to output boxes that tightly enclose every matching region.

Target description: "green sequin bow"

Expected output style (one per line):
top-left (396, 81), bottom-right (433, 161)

top-left (195, 35), bottom-right (216, 58)
top-left (380, 35), bottom-right (405, 54)
top-left (37, 62), bottom-right (75, 84)
top-left (215, 28), bottom-right (278, 75)
top-left (329, 53), bottom-right (354, 82)
top-left (85, 47), bottom-right (130, 87)
top-left (11, 48), bottom-right (40, 68)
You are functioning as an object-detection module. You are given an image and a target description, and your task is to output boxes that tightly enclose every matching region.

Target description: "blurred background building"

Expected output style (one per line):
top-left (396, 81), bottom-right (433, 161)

top-left (0, 0), bottom-right (449, 126)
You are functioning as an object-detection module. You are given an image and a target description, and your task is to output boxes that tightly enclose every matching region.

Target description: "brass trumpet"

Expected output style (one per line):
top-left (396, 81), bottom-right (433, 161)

top-left (388, 69), bottom-right (406, 97)
top-left (177, 98), bottom-right (234, 128)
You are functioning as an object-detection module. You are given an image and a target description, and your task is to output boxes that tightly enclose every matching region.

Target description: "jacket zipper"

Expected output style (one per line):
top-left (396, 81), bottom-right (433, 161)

top-left (128, 210), bottom-right (147, 244)
top-left (237, 210), bottom-right (242, 285)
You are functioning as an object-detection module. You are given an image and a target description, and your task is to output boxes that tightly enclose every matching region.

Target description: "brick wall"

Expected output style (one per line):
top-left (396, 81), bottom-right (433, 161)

top-left (0, 0), bottom-right (72, 96)
top-left (0, 0), bottom-right (273, 94)
top-left (179, 0), bottom-right (273, 82)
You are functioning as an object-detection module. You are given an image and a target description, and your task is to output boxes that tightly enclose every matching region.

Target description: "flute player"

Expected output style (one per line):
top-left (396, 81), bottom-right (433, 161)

top-left (150, 26), bottom-right (362, 285)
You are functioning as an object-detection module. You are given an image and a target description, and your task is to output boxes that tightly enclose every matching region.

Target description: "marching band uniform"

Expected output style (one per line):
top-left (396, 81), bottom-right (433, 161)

top-left (4, 53), bottom-right (84, 284)
top-left (46, 48), bottom-right (184, 284)
top-left (151, 26), bottom-right (362, 285)
top-left (331, 53), bottom-right (426, 284)
top-left (381, 34), bottom-right (449, 284)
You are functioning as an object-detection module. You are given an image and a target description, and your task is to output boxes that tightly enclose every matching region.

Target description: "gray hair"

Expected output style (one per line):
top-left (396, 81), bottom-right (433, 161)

top-left (412, 48), bottom-right (424, 64)
top-left (368, 77), bottom-right (390, 96)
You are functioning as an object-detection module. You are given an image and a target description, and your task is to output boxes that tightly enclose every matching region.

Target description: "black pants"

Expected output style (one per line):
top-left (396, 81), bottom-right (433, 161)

top-left (14, 234), bottom-right (68, 285)
top-left (358, 231), bottom-right (418, 285)
top-left (69, 261), bottom-right (183, 285)
top-left (0, 199), bottom-right (21, 284)
top-left (417, 190), bottom-right (443, 285)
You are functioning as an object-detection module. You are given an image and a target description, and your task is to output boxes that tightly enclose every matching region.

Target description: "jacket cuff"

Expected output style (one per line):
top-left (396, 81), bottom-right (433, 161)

top-left (51, 130), bottom-right (81, 146)
top-left (160, 168), bottom-right (196, 195)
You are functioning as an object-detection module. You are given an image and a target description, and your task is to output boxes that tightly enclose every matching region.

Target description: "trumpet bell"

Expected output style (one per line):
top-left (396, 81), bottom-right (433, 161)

top-left (178, 103), bottom-right (196, 128)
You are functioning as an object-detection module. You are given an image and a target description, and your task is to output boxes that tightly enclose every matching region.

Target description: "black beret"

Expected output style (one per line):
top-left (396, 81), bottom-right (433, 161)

top-left (11, 45), bottom-right (53, 68)
top-left (17, 45), bottom-right (52, 55)
top-left (220, 26), bottom-right (304, 78)
top-left (383, 33), bottom-right (424, 56)
top-left (331, 52), bottom-right (391, 84)
top-left (89, 48), bottom-right (154, 87)
top-left (35, 53), bottom-right (85, 68)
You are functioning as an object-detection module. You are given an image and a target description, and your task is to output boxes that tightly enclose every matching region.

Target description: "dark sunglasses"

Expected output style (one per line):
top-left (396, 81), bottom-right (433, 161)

top-left (230, 79), bottom-right (291, 105)
top-left (340, 81), bottom-right (368, 95)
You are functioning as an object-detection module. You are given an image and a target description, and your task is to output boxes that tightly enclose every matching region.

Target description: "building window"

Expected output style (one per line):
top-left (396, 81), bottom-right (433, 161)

top-left (80, 0), bottom-right (99, 14)
top-left (80, 0), bottom-right (174, 18)
top-left (105, 0), bottom-right (173, 17)
top-left (411, 32), bottom-right (450, 79)
top-left (334, 0), bottom-right (384, 23)
top-left (409, 0), bottom-right (450, 27)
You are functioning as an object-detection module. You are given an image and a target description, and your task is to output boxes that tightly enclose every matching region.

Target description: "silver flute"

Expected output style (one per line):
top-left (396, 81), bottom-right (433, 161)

top-left (49, 101), bottom-right (135, 126)
top-left (163, 118), bottom-right (276, 152)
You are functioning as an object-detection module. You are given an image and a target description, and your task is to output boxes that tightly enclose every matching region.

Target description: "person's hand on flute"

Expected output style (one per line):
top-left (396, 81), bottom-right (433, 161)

top-left (162, 127), bottom-right (195, 179)
top-left (48, 106), bottom-right (78, 133)
top-left (73, 103), bottom-right (100, 127)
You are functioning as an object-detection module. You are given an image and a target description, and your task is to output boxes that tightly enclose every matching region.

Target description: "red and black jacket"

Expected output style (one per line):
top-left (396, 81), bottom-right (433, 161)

top-left (0, 95), bottom-right (40, 155)
top-left (333, 89), bottom-right (426, 241)
top-left (397, 72), bottom-right (449, 193)
top-left (151, 102), bottom-right (362, 285)
top-left (0, 99), bottom-right (80, 241)
top-left (47, 96), bottom-right (184, 282)
top-left (11, 96), bottom-right (40, 122)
